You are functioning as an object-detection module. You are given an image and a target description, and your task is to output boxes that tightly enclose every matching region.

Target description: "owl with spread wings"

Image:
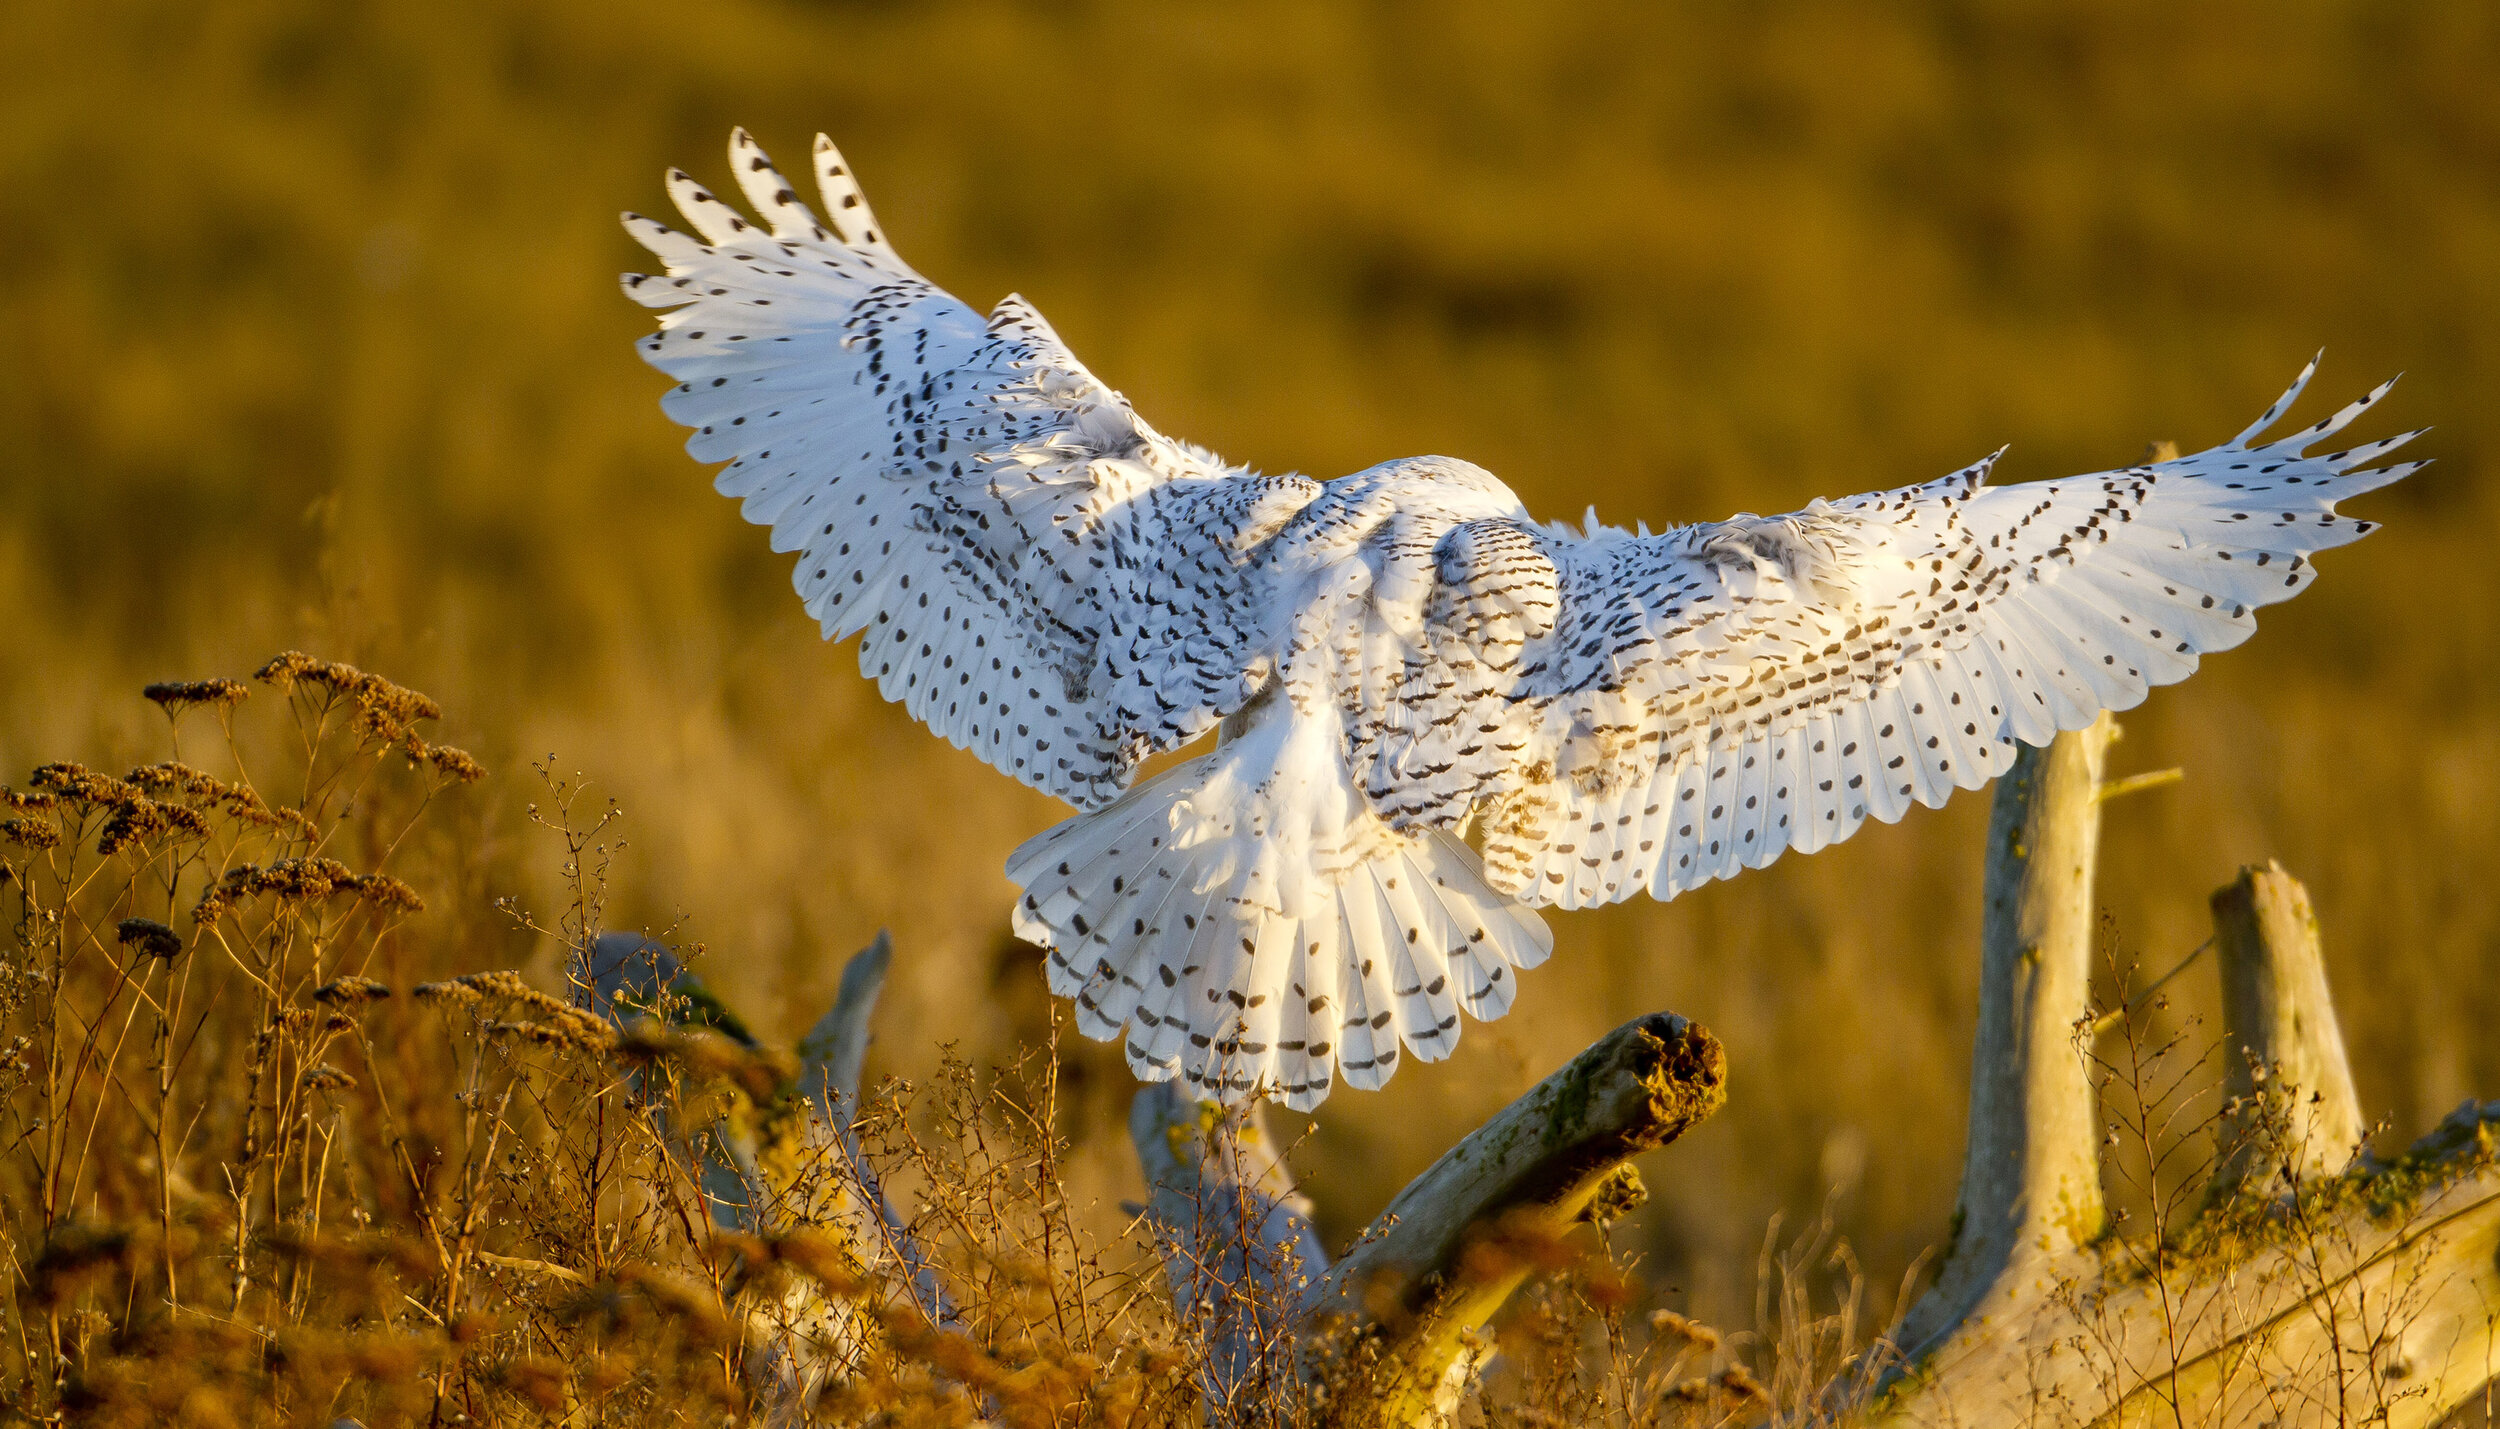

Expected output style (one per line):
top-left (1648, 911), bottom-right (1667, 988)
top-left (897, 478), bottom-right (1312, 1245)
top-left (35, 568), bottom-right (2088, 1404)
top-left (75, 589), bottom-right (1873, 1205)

top-left (624, 130), bottom-right (2420, 1110)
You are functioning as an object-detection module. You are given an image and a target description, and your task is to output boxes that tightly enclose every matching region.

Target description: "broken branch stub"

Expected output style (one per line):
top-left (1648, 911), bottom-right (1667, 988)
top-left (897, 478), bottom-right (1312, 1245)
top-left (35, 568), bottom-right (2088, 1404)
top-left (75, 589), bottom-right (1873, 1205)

top-left (795, 929), bottom-right (892, 1124)
top-left (2211, 861), bottom-right (2366, 1186)
top-left (1304, 1011), bottom-right (1725, 1427)
top-left (1898, 715), bottom-right (2114, 1356)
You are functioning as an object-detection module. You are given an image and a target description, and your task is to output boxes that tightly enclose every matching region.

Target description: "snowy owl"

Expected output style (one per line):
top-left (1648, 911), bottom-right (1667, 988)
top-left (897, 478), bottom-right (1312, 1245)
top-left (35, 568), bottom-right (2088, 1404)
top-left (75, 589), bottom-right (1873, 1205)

top-left (624, 130), bottom-right (2421, 1110)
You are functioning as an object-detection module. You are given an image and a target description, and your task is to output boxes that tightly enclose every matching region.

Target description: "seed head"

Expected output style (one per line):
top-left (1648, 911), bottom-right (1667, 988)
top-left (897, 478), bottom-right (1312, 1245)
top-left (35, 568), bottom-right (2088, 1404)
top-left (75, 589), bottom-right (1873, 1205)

top-left (142, 679), bottom-right (248, 715)
top-left (1648, 1309), bottom-right (1720, 1352)
top-left (252, 651), bottom-right (323, 689)
top-left (0, 817), bottom-right (61, 851)
top-left (191, 856), bottom-right (357, 925)
top-left (125, 761), bottom-right (227, 800)
top-left (313, 975), bottom-right (392, 1006)
top-left (95, 799), bottom-right (172, 856)
top-left (30, 762), bottom-right (141, 808)
top-left (1717, 1364), bottom-right (1770, 1406)
top-left (254, 653), bottom-right (444, 743)
top-left (299, 1065), bottom-right (354, 1094)
top-left (116, 918), bottom-right (183, 960)
top-left (423, 744), bottom-right (486, 785)
top-left (341, 873), bottom-right (425, 914)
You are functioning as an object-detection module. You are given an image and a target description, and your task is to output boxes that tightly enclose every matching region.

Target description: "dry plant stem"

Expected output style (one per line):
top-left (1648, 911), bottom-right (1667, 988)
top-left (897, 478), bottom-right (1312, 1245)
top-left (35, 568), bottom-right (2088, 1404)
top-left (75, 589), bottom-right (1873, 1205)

top-left (1896, 715), bottom-right (2115, 1359)
top-left (1306, 1010), bottom-right (1726, 1428)
top-left (2210, 860), bottom-right (2365, 1187)
top-left (1130, 1081), bottom-right (1329, 1423)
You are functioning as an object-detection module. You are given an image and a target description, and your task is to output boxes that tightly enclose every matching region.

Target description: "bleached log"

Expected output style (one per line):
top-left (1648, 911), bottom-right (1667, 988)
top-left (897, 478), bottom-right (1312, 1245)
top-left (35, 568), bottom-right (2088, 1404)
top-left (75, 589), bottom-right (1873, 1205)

top-left (1895, 716), bottom-right (2115, 1358)
top-left (1872, 724), bottom-right (2500, 1427)
top-left (1873, 1103), bottom-right (2500, 1428)
top-left (2210, 861), bottom-right (2366, 1186)
top-left (1130, 1082), bottom-right (1331, 1423)
top-left (1303, 1011), bottom-right (1726, 1428)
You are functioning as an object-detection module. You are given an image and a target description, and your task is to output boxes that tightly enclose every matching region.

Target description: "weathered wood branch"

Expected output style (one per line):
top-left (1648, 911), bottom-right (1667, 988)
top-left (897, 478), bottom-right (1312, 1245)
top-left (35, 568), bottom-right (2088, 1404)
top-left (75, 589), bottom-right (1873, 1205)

top-left (796, 928), bottom-right (891, 1126)
top-left (586, 931), bottom-right (947, 1419)
top-left (1302, 1012), bottom-right (1725, 1427)
top-left (1877, 724), bottom-right (2500, 1427)
top-left (1879, 1106), bottom-right (2500, 1427)
top-left (1896, 714), bottom-right (2115, 1358)
top-left (1129, 1012), bottom-right (1725, 1428)
top-left (2212, 860), bottom-right (2366, 1186)
top-left (1131, 1083), bottom-right (1332, 1423)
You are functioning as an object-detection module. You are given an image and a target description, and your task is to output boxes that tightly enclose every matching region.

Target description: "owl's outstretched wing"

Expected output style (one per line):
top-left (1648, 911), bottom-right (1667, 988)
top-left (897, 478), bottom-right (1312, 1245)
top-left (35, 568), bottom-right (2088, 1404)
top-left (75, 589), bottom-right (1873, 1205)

top-left (624, 130), bottom-right (1317, 808)
top-left (1405, 361), bottom-right (2423, 908)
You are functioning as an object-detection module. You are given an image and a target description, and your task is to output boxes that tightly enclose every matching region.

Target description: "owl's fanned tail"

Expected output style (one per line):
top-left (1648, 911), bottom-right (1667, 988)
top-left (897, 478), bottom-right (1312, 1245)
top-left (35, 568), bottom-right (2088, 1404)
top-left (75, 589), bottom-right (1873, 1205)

top-left (1005, 704), bottom-right (1552, 1110)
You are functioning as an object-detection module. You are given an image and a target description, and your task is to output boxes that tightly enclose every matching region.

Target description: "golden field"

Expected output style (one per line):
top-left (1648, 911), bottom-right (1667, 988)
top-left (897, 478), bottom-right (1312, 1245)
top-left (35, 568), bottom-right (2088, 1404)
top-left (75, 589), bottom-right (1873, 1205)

top-left (3, 0), bottom-right (2495, 1343)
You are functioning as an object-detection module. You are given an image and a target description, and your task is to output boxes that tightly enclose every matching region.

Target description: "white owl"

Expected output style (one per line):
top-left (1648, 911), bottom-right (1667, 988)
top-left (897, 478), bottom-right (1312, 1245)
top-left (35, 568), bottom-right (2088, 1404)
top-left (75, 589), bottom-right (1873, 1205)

top-left (625, 130), bottom-right (2421, 1110)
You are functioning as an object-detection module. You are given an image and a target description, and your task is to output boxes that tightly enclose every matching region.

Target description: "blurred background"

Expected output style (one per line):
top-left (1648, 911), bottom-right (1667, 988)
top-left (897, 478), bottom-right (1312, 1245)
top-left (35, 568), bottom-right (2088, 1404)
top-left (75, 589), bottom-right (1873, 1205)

top-left (4, 0), bottom-right (2494, 1328)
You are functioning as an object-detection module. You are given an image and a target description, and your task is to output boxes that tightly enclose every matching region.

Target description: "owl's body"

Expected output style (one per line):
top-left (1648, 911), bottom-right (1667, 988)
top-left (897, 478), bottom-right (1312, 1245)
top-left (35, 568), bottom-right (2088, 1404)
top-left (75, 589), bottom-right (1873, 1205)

top-left (626, 130), bottom-right (2421, 1109)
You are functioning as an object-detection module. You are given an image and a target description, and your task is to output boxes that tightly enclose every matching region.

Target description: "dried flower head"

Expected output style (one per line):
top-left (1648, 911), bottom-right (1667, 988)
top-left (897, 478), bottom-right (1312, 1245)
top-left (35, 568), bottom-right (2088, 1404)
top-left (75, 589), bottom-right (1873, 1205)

top-left (94, 799), bottom-right (169, 856)
top-left (191, 856), bottom-right (357, 925)
top-left (412, 980), bottom-right (482, 1006)
top-left (254, 652), bottom-right (444, 744)
top-left (1717, 1363), bottom-right (1771, 1406)
top-left (1663, 1377), bottom-right (1713, 1405)
top-left (364, 873), bottom-right (425, 912)
top-left (141, 679), bottom-right (248, 715)
top-left (0, 817), bottom-right (61, 851)
top-left (313, 975), bottom-right (392, 1007)
top-left (252, 651), bottom-right (323, 689)
top-left (1647, 1308), bottom-right (1720, 1353)
top-left (424, 744), bottom-right (486, 785)
top-left (96, 797), bottom-right (208, 855)
top-left (116, 918), bottom-right (183, 960)
top-left (299, 1065), bottom-right (354, 1094)
top-left (455, 970), bottom-right (576, 1019)
top-left (485, 1018), bottom-right (620, 1054)
top-left (124, 761), bottom-right (226, 800)
top-left (29, 761), bottom-right (141, 808)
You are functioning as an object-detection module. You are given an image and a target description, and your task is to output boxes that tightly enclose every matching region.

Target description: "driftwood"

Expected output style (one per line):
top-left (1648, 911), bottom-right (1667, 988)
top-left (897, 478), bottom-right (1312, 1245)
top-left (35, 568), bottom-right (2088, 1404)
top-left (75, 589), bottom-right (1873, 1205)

top-left (583, 931), bottom-right (945, 1417)
top-left (1130, 1085), bottom-right (1331, 1421)
top-left (583, 931), bottom-right (1730, 1426)
top-left (580, 708), bottom-right (2493, 1427)
top-left (1896, 714), bottom-right (2118, 1358)
top-left (1875, 724), bottom-right (2500, 1428)
top-left (1131, 1013), bottom-right (1726, 1427)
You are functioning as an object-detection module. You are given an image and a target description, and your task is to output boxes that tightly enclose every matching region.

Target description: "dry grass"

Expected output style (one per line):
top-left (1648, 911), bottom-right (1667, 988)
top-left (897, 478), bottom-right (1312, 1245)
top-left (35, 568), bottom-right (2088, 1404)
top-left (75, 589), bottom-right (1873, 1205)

top-left (4, 2), bottom-right (2494, 1335)
top-left (3, 662), bottom-right (1924, 1426)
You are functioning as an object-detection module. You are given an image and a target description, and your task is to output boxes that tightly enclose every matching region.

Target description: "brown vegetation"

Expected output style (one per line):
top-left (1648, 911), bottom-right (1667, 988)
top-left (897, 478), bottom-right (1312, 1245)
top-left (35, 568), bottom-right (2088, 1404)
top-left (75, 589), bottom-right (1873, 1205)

top-left (0, 664), bottom-right (1811, 1425)
top-left (4, 5), bottom-right (2496, 1421)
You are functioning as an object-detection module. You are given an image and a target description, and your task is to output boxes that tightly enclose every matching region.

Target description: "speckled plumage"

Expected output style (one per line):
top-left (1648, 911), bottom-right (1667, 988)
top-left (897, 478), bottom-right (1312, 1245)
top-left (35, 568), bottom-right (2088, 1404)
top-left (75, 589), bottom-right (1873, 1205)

top-left (627, 130), bottom-right (2423, 1109)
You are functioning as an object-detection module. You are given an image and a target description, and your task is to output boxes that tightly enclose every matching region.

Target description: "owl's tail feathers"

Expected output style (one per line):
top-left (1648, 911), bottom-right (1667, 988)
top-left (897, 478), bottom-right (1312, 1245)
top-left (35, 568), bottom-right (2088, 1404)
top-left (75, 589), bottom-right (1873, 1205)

top-left (1005, 749), bottom-right (1552, 1111)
